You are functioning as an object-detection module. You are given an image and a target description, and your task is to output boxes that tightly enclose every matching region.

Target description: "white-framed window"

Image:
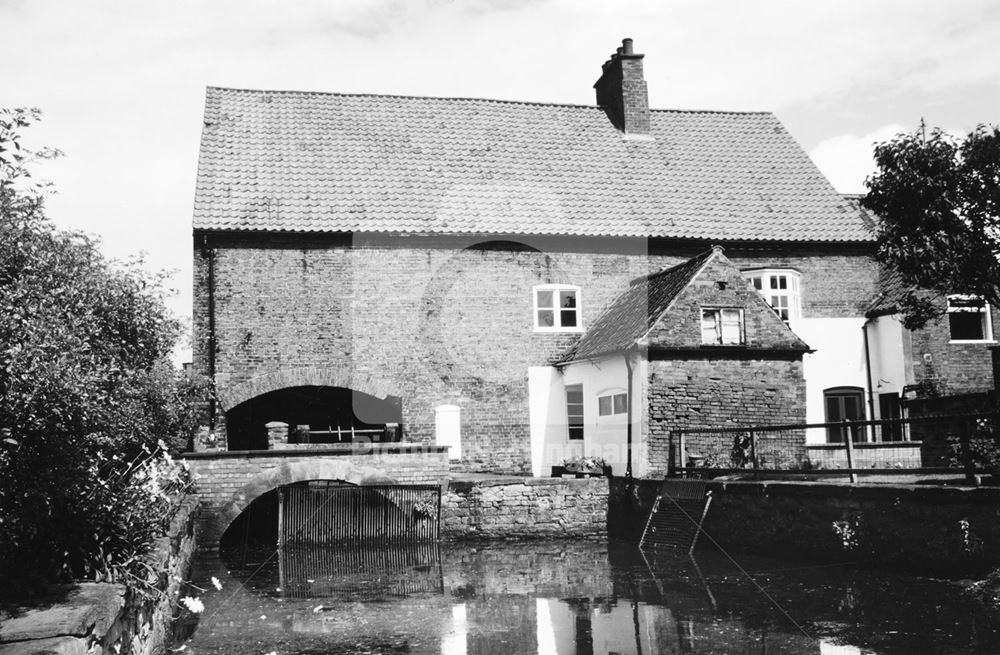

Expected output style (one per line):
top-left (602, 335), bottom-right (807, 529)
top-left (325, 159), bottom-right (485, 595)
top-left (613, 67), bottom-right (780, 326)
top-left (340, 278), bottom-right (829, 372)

top-left (947, 294), bottom-right (994, 342)
top-left (534, 284), bottom-right (582, 332)
top-left (744, 269), bottom-right (801, 324)
top-left (701, 308), bottom-right (744, 345)
top-left (597, 391), bottom-right (628, 416)
top-left (566, 384), bottom-right (584, 440)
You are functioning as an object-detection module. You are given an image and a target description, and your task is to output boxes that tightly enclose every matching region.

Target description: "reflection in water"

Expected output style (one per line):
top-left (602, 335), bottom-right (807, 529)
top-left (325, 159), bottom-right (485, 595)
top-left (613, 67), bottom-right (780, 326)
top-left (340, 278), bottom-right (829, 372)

top-left (179, 539), bottom-right (998, 655)
top-left (278, 542), bottom-right (442, 600)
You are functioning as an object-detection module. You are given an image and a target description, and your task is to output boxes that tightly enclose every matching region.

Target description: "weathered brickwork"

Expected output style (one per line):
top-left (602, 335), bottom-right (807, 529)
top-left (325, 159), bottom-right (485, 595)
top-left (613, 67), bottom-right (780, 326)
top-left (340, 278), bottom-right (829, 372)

top-left (441, 476), bottom-right (608, 539)
top-left (645, 357), bottom-right (807, 475)
top-left (722, 246), bottom-right (879, 318)
top-left (908, 308), bottom-right (1000, 396)
top-left (182, 446), bottom-right (450, 549)
top-left (645, 254), bottom-right (807, 350)
top-left (194, 231), bottom-right (871, 473)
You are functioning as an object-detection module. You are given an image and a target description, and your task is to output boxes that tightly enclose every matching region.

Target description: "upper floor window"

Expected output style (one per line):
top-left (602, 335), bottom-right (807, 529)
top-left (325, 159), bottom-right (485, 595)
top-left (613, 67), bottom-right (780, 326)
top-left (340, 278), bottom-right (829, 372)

top-left (947, 294), bottom-right (993, 342)
top-left (534, 284), bottom-right (582, 332)
top-left (744, 269), bottom-right (801, 324)
top-left (598, 391), bottom-right (628, 416)
top-left (701, 308), bottom-right (744, 345)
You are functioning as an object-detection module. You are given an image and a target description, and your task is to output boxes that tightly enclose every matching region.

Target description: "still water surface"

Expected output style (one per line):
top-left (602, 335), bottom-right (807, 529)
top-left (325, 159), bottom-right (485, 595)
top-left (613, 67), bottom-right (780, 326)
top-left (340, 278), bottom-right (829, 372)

top-left (177, 539), bottom-right (998, 654)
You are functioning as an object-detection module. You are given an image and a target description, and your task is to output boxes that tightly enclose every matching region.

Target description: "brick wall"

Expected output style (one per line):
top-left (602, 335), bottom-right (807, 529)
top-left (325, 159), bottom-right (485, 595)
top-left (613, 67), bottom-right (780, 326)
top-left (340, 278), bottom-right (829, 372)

top-left (182, 446), bottom-right (450, 549)
top-left (645, 357), bottom-right (807, 475)
top-left (908, 308), bottom-right (1000, 396)
top-left (194, 232), bottom-right (872, 473)
top-left (441, 476), bottom-right (608, 539)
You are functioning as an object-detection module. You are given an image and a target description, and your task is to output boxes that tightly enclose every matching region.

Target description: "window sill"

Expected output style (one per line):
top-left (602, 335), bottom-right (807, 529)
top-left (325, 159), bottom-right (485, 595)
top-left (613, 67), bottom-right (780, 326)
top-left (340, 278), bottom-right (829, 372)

top-left (534, 327), bottom-right (585, 334)
top-left (948, 339), bottom-right (997, 345)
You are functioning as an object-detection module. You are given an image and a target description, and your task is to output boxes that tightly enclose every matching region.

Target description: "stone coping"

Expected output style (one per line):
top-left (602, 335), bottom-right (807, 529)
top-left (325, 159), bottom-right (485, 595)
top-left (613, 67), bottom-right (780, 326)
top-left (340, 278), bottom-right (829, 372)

top-left (704, 478), bottom-right (1000, 503)
top-left (807, 441), bottom-right (923, 450)
top-left (180, 443), bottom-right (448, 459)
top-left (0, 583), bottom-right (124, 646)
top-left (447, 474), bottom-right (609, 491)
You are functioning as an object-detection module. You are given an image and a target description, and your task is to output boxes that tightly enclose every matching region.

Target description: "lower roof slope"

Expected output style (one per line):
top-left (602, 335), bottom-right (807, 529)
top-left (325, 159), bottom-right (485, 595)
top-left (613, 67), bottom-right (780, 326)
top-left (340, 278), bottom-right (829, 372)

top-left (193, 87), bottom-right (872, 243)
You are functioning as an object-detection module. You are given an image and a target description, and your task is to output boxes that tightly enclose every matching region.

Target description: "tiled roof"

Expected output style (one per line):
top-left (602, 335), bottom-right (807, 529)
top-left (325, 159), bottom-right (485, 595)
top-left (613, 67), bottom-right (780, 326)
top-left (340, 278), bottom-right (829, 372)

top-left (562, 249), bottom-right (717, 361)
top-left (866, 268), bottom-right (905, 317)
top-left (193, 87), bottom-right (872, 242)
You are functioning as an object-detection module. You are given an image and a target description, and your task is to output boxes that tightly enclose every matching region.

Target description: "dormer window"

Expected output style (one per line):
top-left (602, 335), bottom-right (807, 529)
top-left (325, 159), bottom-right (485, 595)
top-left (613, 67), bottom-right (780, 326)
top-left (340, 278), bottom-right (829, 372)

top-left (701, 308), bottom-right (744, 345)
top-left (534, 285), bottom-right (582, 332)
top-left (947, 295), bottom-right (993, 342)
top-left (744, 269), bottom-right (801, 324)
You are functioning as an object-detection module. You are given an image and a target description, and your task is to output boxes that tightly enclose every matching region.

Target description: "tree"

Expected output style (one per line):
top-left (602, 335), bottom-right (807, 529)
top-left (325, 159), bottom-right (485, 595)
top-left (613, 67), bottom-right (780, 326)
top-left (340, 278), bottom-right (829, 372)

top-left (861, 122), bottom-right (1000, 330)
top-left (0, 109), bottom-right (208, 595)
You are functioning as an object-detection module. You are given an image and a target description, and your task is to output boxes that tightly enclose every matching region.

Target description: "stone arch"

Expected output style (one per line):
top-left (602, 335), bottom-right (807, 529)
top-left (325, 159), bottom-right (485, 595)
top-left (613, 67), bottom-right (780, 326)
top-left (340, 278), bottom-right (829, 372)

top-left (211, 459), bottom-right (398, 547)
top-left (218, 366), bottom-right (399, 411)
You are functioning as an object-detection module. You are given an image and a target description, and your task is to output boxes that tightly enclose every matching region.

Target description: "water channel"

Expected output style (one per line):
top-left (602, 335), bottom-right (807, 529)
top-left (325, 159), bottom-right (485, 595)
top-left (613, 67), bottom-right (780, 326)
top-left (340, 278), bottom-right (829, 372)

top-left (175, 538), bottom-right (999, 654)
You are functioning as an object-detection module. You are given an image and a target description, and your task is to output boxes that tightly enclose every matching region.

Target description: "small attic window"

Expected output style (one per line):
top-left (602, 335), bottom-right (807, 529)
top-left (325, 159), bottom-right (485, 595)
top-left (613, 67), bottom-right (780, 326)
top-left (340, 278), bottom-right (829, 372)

top-left (534, 285), bottom-right (582, 332)
top-left (702, 308), bottom-right (744, 345)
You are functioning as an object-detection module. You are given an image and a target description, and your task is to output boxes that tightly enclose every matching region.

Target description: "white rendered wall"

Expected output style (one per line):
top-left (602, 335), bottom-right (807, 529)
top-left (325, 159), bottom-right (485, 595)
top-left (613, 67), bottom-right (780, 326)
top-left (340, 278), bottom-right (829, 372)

top-left (528, 366), bottom-right (573, 476)
top-left (865, 315), bottom-right (908, 407)
top-left (797, 317), bottom-right (869, 442)
top-left (559, 355), bottom-right (645, 476)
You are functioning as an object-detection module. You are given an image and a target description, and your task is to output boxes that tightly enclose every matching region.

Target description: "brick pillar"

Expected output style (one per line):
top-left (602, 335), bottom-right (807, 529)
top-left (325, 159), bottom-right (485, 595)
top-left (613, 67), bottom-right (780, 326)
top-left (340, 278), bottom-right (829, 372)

top-left (266, 421), bottom-right (289, 449)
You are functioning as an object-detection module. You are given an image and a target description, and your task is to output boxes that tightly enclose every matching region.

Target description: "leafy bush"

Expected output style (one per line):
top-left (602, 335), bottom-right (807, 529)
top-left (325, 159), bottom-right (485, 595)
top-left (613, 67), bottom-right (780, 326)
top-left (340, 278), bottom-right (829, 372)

top-left (0, 108), bottom-right (208, 597)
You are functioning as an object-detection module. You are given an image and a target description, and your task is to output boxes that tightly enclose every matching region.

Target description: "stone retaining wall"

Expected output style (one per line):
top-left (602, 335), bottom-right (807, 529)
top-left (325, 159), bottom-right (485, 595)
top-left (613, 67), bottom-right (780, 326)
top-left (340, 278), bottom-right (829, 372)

top-left (442, 476), bottom-right (608, 539)
top-left (610, 478), bottom-right (1000, 577)
top-left (0, 495), bottom-right (198, 655)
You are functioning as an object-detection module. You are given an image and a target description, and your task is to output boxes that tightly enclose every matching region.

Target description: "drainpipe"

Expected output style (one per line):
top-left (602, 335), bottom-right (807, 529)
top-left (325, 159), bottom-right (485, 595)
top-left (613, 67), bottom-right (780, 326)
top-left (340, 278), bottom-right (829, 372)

top-left (862, 319), bottom-right (875, 438)
top-left (624, 348), bottom-right (635, 480)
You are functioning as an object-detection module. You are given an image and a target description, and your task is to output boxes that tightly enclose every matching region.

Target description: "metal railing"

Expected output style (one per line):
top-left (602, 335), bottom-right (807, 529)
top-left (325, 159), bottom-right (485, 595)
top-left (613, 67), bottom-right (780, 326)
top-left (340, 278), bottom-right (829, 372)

top-left (669, 412), bottom-right (999, 484)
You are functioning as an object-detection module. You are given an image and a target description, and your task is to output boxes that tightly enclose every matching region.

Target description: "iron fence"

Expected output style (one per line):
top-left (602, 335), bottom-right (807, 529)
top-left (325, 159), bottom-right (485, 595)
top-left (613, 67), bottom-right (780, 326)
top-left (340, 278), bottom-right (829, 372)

top-left (669, 412), bottom-right (999, 483)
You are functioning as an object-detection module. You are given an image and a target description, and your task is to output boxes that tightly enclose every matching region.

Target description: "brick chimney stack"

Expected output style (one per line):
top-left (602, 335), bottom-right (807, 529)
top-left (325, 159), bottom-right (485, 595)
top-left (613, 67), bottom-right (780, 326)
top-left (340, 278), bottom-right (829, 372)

top-left (594, 38), bottom-right (650, 137)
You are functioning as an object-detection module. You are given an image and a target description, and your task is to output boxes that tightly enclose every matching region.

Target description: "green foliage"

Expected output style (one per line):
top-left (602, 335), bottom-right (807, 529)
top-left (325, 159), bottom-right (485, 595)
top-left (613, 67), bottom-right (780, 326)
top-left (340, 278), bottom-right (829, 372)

top-left (862, 122), bottom-right (1000, 329)
top-left (0, 108), bottom-right (209, 597)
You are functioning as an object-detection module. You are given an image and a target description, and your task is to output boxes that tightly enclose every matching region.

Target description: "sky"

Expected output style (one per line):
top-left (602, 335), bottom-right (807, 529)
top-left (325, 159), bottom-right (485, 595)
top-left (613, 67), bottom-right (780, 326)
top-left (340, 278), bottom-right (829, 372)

top-left (4, 0), bottom-right (999, 363)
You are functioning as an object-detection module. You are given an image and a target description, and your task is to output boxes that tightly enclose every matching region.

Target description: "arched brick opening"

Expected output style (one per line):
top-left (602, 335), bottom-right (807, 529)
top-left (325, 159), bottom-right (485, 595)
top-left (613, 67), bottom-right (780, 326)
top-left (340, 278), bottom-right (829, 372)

top-left (218, 367), bottom-right (399, 412)
top-left (209, 459), bottom-right (398, 548)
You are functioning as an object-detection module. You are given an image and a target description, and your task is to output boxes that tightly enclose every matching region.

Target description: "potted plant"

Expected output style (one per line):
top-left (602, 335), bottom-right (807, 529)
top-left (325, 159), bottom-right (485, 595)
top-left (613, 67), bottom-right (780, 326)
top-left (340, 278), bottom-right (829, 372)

top-left (552, 456), bottom-right (612, 478)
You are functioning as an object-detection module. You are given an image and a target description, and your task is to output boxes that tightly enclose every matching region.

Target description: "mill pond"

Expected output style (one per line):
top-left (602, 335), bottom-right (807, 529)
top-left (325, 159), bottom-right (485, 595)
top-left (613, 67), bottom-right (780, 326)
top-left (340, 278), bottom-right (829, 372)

top-left (174, 538), bottom-right (1000, 655)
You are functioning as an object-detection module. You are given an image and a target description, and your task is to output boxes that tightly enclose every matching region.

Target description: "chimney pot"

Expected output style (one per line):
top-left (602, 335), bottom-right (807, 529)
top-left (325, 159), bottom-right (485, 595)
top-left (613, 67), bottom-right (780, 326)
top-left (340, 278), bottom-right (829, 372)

top-left (593, 38), bottom-right (650, 137)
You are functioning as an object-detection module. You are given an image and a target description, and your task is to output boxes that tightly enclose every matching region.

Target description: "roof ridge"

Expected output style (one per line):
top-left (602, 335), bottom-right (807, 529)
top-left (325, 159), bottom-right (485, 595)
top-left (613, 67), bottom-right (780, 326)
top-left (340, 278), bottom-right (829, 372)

top-left (630, 246), bottom-right (718, 287)
top-left (205, 86), bottom-right (774, 115)
top-left (205, 86), bottom-right (606, 111)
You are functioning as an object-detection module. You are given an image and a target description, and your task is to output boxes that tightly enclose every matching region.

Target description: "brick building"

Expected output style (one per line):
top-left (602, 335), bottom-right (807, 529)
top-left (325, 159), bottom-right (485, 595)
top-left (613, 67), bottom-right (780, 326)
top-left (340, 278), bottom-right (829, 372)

top-left (864, 266), bottom-right (1000, 421)
top-left (191, 38), bottom-right (887, 476)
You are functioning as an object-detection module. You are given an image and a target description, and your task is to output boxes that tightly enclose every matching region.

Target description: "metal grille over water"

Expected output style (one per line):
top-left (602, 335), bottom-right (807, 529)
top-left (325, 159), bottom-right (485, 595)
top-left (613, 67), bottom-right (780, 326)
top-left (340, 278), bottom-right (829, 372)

top-left (277, 482), bottom-right (441, 547)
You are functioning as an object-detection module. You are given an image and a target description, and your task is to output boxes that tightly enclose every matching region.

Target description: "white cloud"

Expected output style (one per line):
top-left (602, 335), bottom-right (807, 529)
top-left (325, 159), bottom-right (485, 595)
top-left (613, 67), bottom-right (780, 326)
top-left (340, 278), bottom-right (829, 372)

top-left (808, 124), bottom-right (908, 194)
